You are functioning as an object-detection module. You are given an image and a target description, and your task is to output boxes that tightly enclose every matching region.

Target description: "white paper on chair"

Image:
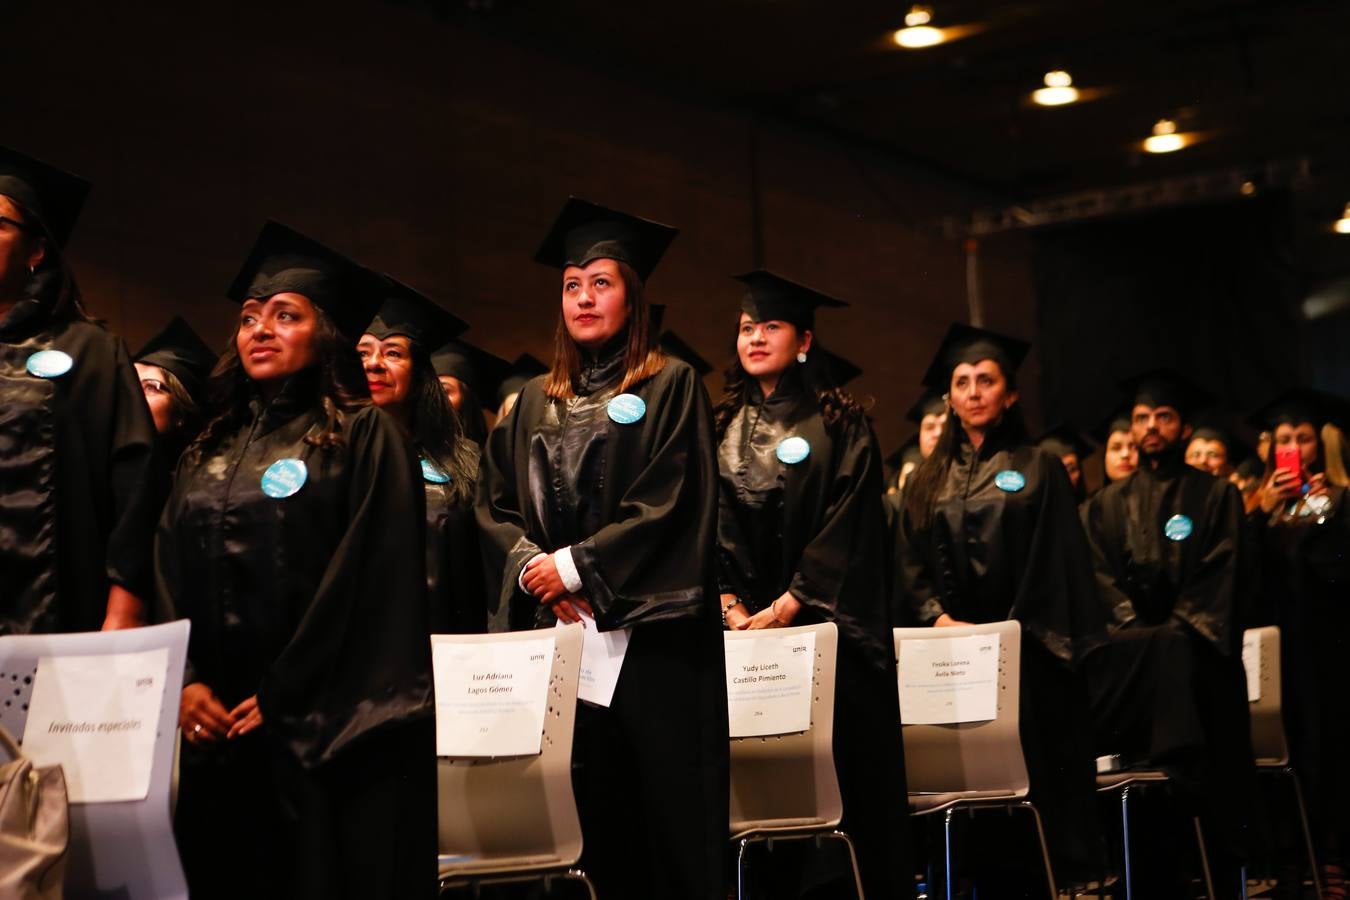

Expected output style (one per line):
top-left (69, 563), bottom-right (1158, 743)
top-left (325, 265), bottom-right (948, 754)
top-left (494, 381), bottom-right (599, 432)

top-left (1241, 631), bottom-right (1262, 703)
top-left (432, 636), bottom-right (555, 757)
top-left (724, 630), bottom-right (816, 738)
top-left (557, 610), bottom-right (629, 708)
top-left (21, 648), bottom-right (169, 803)
top-left (896, 633), bottom-right (1000, 725)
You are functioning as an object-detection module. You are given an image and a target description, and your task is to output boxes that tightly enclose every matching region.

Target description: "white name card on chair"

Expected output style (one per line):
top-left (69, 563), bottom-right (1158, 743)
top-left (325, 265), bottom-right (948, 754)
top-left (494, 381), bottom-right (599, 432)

top-left (896, 633), bottom-right (1000, 725)
top-left (433, 635), bottom-right (555, 757)
top-left (1241, 630), bottom-right (1262, 702)
top-left (724, 629), bottom-right (816, 738)
top-left (21, 648), bottom-right (169, 803)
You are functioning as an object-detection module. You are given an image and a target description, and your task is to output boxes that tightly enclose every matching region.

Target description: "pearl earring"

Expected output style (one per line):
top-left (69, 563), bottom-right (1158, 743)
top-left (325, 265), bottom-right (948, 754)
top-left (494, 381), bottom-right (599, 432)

top-left (796, 351), bottom-right (807, 364)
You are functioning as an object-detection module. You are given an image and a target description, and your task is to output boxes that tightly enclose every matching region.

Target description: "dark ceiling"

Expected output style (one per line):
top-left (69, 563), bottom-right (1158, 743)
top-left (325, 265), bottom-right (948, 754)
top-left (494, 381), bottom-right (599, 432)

top-left (433, 0), bottom-right (1350, 270)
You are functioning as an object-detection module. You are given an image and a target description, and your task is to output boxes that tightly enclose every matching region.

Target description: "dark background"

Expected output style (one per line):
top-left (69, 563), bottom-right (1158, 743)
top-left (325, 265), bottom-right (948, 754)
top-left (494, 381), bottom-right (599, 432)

top-left (6, 0), bottom-right (1349, 467)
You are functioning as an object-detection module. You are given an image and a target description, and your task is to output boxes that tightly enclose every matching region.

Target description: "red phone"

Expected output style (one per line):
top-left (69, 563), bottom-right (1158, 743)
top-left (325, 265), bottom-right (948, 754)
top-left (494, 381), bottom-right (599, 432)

top-left (1275, 444), bottom-right (1302, 484)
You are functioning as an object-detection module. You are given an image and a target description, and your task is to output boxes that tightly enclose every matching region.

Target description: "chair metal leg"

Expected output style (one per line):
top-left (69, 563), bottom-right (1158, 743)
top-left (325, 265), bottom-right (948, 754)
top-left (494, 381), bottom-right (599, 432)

top-left (1018, 801), bottom-right (1058, 900)
top-left (944, 807), bottom-right (957, 900)
top-left (1286, 767), bottom-right (1324, 900)
top-left (826, 829), bottom-right (866, 900)
top-left (1239, 864), bottom-right (1248, 900)
top-left (1120, 784), bottom-right (1135, 900)
top-left (563, 868), bottom-right (599, 900)
top-left (1192, 817), bottom-right (1216, 900)
top-left (736, 836), bottom-right (751, 900)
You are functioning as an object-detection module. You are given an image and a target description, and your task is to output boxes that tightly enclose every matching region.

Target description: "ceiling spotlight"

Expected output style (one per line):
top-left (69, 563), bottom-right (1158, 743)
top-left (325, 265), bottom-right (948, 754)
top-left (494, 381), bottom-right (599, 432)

top-left (894, 5), bottom-right (945, 48)
top-left (1032, 71), bottom-right (1079, 106)
top-left (1335, 203), bottom-right (1350, 235)
top-left (1143, 119), bottom-right (1187, 154)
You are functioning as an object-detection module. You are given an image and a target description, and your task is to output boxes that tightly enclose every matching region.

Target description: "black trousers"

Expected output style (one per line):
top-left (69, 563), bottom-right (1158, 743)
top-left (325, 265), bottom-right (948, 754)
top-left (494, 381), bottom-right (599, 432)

top-left (175, 719), bottom-right (437, 900)
top-left (571, 618), bottom-right (730, 900)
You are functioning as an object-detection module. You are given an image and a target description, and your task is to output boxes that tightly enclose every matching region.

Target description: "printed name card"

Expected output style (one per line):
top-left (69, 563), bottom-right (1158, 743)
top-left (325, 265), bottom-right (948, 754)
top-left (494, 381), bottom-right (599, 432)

top-left (1241, 631), bottom-right (1262, 703)
top-left (557, 610), bottom-right (630, 708)
top-left (897, 633), bottom-right (1001, 725)
top-left (724, 630), bottom-right (816, 738)
top-left (432, 636), bottom-right (555, 758)
top-left (22, 649), bottom-right (169, 803)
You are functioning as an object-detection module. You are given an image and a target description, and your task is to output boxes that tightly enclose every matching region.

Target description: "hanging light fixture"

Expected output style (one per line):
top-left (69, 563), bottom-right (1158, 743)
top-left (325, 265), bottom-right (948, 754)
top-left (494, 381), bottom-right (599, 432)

top-left (1032, 71), bottom-right (1079, 107)
top-left (1143, 119), bottom-right (1187, 154)
top-left (894, 5), bottom-right (945, 48)
top-left (1335, 203), bottom-right (1350, 235)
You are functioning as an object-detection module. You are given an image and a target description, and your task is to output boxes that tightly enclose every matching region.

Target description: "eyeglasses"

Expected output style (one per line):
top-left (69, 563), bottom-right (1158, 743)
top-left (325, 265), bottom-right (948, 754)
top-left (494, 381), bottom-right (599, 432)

top-left (141, 379), bottom-right (167, 396)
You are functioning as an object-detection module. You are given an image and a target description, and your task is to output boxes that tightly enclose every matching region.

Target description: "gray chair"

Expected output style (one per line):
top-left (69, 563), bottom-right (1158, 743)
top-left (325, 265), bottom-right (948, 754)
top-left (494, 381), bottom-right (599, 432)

top-left (434, 624), bottom-right (594, 899)
top-left (0, 620), bottom-right (190, 900)
top-left (1094, 767), bottom-right (1215, 900)
top-left (1246, 625), bottom-right (1322, 900)
top-left (726, 622), bottom-right (863, 900)
top-left (893, 620), bottom-right (1056, 900)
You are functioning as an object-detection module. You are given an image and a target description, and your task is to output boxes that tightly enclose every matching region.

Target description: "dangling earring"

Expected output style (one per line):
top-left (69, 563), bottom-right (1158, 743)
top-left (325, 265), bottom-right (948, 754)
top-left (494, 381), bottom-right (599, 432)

top-left (796, 351), bottom-right (807, 364)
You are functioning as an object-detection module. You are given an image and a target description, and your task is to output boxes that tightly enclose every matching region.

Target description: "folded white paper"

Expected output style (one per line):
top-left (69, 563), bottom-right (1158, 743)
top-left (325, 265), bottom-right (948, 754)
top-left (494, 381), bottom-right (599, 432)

top-left (22, 648), bottom-right (169, 803)
top-left (557, 609), bottom-right (629, 707)
top-left (432, 636), bottom-right (555, 757)
top-left (724, 630), bottom-right (816, 738)
top-left (1241, 631), bottom-right (1262, 703)
top-left (897, 633), bottom-right (1001, 725)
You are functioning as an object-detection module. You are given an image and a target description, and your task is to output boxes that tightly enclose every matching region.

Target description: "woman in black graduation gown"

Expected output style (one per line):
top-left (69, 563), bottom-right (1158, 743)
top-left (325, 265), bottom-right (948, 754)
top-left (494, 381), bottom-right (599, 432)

top-left (134, 315), bottom-right (217, 472)
top-left (1252, 389), bottom-right (1350, 894)
top-left (714, 271), bottom-right (909, 898)
top-left (477, 198), bottom-right (728, 900)
top-left (358, 279), bottom-right (488, 634)
top-left (154, 222), bottom-right (435, 900)
top-left (0, 145), bottom-right (164, 634)
top-left (898, 324), bottom-right (1107, 891)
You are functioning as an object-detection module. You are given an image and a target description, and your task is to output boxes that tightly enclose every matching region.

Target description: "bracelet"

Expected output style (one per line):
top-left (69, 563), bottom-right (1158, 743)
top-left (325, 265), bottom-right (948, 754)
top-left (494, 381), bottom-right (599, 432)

top-left (721, 597), bottom-right (739, 628)
top-left (771, 598), bottom-right (790, 626)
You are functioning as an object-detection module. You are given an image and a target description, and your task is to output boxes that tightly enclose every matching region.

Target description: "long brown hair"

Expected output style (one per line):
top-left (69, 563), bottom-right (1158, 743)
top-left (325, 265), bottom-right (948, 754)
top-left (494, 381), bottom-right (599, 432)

top-left (543, 260), bottom-right (665, 400)
top-left (189, 305), bottom-right (370, 460)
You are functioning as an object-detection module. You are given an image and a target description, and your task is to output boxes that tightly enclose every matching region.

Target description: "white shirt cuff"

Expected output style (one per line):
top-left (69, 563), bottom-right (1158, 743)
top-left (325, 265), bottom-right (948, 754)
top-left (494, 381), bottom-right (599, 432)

top-left (518, 552), bottom-right (548, 591)
top-left (553, 547), bottom-right (583, 594)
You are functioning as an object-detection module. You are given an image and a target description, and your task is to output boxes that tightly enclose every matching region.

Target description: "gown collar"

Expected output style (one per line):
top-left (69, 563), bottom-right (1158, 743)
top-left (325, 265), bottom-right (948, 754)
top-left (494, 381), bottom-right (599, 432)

top-left (575, 331), bottom-right (628, 396)
top-left (747, 364), bottom-right (807, 417)
top-left (248, 368), bottom-right (322, 435)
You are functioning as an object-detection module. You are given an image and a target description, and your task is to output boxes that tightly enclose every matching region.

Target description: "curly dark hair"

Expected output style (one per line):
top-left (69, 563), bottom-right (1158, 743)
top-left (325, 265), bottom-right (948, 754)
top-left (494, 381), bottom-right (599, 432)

top-left (188, 305), bottom-right (370, 460)
top-left (712, 329), bottom-right (869, 441)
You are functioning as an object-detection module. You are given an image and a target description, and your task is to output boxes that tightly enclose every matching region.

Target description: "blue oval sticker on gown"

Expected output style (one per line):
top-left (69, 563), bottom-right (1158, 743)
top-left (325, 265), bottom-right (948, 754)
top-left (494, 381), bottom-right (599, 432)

top-left (1164, 514), bottom-right (1193, 542)
top-left (776, 436), bottom-right (811, 464)
top-left (994, 470), bottom-right (1026, 492)
top-left (261, 458), bottom-right (308, 499)
top-left (26, 349), bottom-right (74, 379)
top-left (607, 393), bottom-right (646, 425)
top-left (420, 457), bottom-right (451, 484)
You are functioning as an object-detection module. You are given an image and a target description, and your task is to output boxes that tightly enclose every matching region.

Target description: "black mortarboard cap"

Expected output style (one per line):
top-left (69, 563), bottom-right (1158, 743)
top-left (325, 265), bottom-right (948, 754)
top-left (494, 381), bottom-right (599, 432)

top-left (496, 353), bottom-right (550, 404)
top-left (817, 346), bottom-right (862, 388)
top-left (921, 323), bottom-right (1031, 390)
top-left (1090, 405), bottom-right (1134, 445)
top-left (226, 221), bottom-right (382, 340)
top-left (1037, 425), bottom-right (1093, 461)
top-left (534, 197), bottom-right (678, 283)
top-left (1117, 368), bottom-right (1213, 420)
top-left (735, 270), bottom-right (848, 332)
top-left (134, 316), bottom-right (218, 402)
top-left (1248, 388), bottom-right (1350, 432)
top-left (431, 339), bottom-right (513, 402)
top-left (906, 390), bottom-right (948, 425)
top-left (366, 277), bottom-right (469, 352)
top-left (0, 145), bottom-right (91, 248)
top-left (660, 331), bottom-right (714, 377)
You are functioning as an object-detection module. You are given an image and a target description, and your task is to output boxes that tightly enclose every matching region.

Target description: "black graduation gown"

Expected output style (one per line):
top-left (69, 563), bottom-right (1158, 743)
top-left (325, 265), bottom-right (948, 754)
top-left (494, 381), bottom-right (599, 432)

top-left (716, 374), bottom-right (910, 897)
top-left (1261, 484), bottom-right (1350, 858)
top-left (0, 298), bottom-right (165, 633)
top-left (154, 371), bottom-right (434, 899)
top-left (477, 345), bottom-right (728, 900)
top-left (1081, 452), bottom-right (1258, 861)
top-left (898, 423), bottom-right (1107, 877)
top-left (421, 441), bottom-right (488, 634)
